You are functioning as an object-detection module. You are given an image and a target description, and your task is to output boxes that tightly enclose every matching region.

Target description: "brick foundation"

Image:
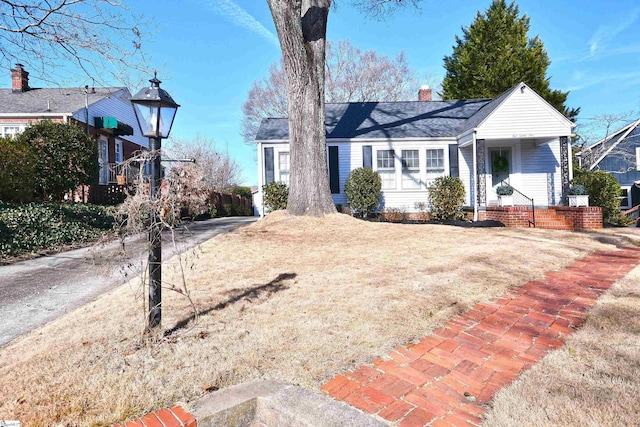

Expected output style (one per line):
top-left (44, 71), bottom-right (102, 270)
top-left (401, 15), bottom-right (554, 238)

top-left (485, 206), bottom-right (603, 230)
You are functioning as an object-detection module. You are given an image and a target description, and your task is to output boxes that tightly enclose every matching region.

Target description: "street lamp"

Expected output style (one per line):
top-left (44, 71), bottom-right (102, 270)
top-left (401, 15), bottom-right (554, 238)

top-left (131, 73), bottom-right (179, 329)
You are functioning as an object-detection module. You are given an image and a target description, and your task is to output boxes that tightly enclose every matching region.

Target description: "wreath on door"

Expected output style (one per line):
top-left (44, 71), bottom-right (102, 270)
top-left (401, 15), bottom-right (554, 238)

top-left (493, 155), bottom-right (509, 173)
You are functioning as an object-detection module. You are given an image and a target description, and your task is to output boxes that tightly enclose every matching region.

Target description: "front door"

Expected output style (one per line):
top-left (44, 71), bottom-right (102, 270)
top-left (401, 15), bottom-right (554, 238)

top-left (489, 147), bottom-right (511, 198)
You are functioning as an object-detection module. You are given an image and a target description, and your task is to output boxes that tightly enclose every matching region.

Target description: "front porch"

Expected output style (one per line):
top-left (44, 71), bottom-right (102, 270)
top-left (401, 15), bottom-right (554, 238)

top-left (461, 135), bottom-right (572, 216)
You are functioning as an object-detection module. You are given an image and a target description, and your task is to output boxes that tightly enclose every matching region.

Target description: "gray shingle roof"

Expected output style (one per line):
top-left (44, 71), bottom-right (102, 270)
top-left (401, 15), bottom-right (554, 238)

top-left (255, 99), bottom-right (492, 141)
top-left (0, 87), bottom-right (125, 115)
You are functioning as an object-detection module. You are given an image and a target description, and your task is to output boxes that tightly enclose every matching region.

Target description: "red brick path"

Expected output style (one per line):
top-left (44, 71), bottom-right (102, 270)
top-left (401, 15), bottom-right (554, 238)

top-left (321, 247), bottom-right (640, 426)
top-left (114, 406), bottom-right (196, 427)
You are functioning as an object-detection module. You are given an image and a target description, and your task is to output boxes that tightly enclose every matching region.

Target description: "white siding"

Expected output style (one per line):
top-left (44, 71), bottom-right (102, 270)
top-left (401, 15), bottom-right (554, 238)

top-left (519, 138), bottom-right (562, 206)
top-left (72, 89), bottom-right (148, 148)
top-left (255, 139), bottom-right (458, 214)
top-left (459, 146), bottom-right (474, 206)
top-left (476, 88), bottom-right (572, 140)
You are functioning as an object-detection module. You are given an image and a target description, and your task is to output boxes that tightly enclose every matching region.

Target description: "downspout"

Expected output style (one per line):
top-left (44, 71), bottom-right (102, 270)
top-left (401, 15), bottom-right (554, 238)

top-left (84, 85), bottom-right (90, 135)
top-left (257, 141), bottom-right (264, 218)
top-left (472, 132), bottom-right (478, 222)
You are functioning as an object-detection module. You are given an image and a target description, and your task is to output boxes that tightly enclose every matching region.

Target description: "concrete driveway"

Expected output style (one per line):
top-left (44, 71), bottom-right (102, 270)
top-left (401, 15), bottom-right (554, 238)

top-left (0, 216), bottom-right (257, 347)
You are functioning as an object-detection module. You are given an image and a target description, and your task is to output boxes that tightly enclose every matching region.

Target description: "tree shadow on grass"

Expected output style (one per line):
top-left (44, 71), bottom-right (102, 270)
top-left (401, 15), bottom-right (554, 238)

top-left (165, 272), bottom-right (297, 336)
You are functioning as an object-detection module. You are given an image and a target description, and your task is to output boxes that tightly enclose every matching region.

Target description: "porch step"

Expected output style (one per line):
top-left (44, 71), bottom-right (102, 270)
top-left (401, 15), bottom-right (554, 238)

top-left (533, 209), bottom-right (574, 230)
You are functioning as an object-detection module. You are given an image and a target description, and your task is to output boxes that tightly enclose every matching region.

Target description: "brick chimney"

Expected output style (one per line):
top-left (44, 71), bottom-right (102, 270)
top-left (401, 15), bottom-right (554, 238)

top-left (418, 86), bottom-right (432, 101)
top-left (11, 63), bottom-right (29, 92)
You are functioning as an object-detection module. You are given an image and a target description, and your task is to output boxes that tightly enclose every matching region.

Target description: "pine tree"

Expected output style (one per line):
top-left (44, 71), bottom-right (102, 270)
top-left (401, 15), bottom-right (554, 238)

top-left (441, 0), bottom-right (579, 119)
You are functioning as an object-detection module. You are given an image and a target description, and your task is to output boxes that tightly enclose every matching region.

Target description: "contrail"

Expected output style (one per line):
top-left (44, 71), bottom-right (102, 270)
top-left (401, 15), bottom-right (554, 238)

top-left (200, 0), bottom-right (280, 48)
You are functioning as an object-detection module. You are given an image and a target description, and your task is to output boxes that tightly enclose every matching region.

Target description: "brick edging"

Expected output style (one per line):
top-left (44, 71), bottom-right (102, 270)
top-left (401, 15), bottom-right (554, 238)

top-left (114, 406), bottom-right (196, 427)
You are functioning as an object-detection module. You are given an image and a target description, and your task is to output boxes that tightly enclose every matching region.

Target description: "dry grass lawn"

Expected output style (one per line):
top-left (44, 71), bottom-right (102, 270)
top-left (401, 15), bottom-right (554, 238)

top-left (0, 212), bottom-right (638, 426)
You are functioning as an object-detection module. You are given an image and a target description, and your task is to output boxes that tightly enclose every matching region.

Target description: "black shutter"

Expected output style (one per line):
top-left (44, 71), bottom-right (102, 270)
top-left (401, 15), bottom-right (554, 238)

top-left (449, 145), bottom-right (459, 178)
top-left (363, 145), bottom-right (372, 169)
top-left (328, 146), bottom-right (340, 194)
top-left (264, 147), bottom-right (274, 184)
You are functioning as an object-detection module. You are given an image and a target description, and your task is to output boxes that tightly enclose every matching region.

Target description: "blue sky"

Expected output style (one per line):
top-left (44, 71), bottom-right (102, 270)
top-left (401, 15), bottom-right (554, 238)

top-left (11, 0), bottom-right (640, 186)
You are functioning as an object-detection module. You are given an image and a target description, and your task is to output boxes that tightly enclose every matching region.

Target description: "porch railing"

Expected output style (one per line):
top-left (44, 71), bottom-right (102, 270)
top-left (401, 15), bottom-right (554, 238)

top-left (502, 180), bottom-right (536, 228)
top-left (100, 163), bottom-right (141, 185)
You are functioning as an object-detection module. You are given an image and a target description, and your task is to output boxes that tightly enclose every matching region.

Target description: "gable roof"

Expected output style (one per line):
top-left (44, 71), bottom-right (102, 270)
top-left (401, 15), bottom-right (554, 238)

top-left (585, 118), bottom-right (640, 169)
top-left (255, 82), bottom-right (573, 142)
top-left (255, 99), bottom-right (492, 141)
top-left (0, 87), bottom-right (127, 115)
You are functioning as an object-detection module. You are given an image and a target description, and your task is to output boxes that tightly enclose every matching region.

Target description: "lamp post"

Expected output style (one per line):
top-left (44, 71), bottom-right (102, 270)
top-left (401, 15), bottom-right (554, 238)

top-left (131, 74), bottom-right (179, 329)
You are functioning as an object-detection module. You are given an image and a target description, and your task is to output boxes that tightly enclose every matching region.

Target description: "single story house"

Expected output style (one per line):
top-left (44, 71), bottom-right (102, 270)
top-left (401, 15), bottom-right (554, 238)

top-left (0, 64), bottom-right (148, 203)
top-left (576, 118), bottom-right (640, 210)
top-left (254, 82), bottom-right (595, 228)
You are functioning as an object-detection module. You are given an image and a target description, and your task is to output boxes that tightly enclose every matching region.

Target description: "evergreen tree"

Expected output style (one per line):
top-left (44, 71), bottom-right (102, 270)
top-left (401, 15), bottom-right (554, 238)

top-left (441, 0), bottom-right (579, 119)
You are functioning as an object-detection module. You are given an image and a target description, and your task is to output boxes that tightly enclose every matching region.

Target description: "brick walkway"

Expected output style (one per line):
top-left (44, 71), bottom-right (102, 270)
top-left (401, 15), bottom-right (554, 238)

top-left (321, 247), bottom-right (640, 426)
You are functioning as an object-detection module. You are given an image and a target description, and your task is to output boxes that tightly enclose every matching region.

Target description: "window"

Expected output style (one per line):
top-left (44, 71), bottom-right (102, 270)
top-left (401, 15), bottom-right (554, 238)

top-left (115, 140), bottom-right (123, 163)
top-left (426, 149), bottom-right (445, 179)
top-left (98, 137), bottom-right (109, 185)
top-left (620, 186), bottom-right (631, 209)
top-left (1, 125), bottom-right (24, 138)
top-left (636, 148), bottom-right (640, 171)
top-left (279, 152), bottom-right (290, 185)
top-left (377, 150), bottom-right (396, 190)
top-left (401, 149), bottom-right (421, 189)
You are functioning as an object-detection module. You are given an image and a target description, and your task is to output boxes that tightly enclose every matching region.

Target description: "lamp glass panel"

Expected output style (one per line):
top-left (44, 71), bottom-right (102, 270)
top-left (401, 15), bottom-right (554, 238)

top-left (133, 103), bottom-right (160, 137)
top-left (158, 106), bottom-right (177, 138)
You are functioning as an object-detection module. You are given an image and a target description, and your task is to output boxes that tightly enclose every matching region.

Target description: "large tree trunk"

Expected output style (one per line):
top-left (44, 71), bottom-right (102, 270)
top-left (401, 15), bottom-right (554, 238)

top-left (266, 0), bottom-right (336, 216)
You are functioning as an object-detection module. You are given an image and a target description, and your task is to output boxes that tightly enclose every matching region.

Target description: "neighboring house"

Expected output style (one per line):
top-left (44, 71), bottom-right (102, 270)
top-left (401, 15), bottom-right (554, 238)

top-left (576, 118), bottom-right (640, 210)
top-left (0, 63), bottom-right (148, 202)
top-left (254, 82), bottom-right (575, 220)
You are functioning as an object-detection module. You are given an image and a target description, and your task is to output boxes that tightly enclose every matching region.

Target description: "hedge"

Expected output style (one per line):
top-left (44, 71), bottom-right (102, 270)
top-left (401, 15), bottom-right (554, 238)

top-left (0, 203), bottom-right (115, 259)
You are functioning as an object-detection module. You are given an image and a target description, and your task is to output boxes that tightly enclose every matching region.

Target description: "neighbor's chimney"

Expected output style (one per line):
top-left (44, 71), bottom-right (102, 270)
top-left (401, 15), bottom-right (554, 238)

top-left (11, 63), bottom-right (29, 92)
top-left (418, 85), bottom-right (432, 101)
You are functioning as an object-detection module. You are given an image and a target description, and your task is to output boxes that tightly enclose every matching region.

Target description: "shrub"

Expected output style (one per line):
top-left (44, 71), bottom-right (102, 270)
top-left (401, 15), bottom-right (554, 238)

top-left (0, 203), bottom-right (115, 259)
top-left (263, 181), bottom-right (288, 213)
top-left (572, 170), bottom-right (620, 222)
top-left (568, 184), bottom-right (589, 195)
top-left (609, 214), bottom-right (635, 227)
top-left (16, 121), bottom-right (99, 201)
top-left (229, 185), bottom-right (252, 199)
top-left (428, 176), bottom-right (466, 221)
top-left (235, 205), bottom-right (253, 216)
top-left (380, 207), bottom-right (406, 223)
top-left (414, 201), bottom-right (430, 222)
top-left (0, 136), bottom-right (36, 202)
top-left (222, 203), bottom-right (235, 216)
top-left (496, 184), bottom-right (514, 196)
top-left (344, 167), bottom-right (382, 218)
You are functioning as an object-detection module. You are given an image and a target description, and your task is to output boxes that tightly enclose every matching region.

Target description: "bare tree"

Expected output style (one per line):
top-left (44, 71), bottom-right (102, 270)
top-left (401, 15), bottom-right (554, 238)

top-left (242, 39), bottom-right (422, 143)
top-left (265, 0), bottom-right (422, 216)
top-left (0, 0), bottom-right (148, 84)
top-left (575, 112), bottom-right (638, 171)
top-left (166, 135), bottom-right (243, 193)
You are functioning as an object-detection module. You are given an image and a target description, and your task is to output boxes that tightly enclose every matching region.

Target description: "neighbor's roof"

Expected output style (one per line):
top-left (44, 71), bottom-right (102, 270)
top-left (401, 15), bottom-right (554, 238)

top-left (255, 98), bottom-right (492, 141)
top-left (0, 87), bottom-right (127, 115)
top-left (585, 118), bottom-right (640, 169)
